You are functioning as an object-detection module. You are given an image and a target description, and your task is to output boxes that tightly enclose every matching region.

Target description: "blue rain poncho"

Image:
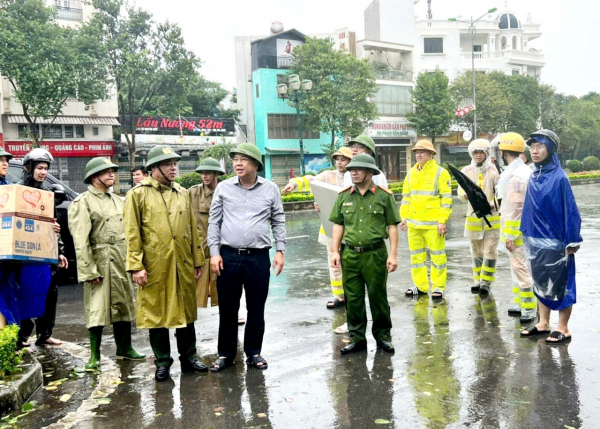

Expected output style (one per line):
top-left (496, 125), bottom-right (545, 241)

top-left (0, 175), bottom-right (21, 325)
top-left (521, 137), bottom-right (582, 311)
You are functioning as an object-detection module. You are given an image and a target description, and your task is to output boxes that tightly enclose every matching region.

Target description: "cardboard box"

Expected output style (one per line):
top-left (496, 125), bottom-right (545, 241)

top-left (0, 215), bottom-right (59, 264)
top-left (0, 184), bottom-right (55, 220)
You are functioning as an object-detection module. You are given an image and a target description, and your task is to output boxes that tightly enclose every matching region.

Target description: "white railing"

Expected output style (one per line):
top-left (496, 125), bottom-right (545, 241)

top-left (459, 49), bottom-right (545, 62)
top-left (416, 19), bottom-right (499, 29)
top-left (523, 23), bottom-right (541, 32)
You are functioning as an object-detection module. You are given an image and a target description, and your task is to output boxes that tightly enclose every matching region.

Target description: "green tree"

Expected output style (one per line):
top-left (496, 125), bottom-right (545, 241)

top-left (564, 96), bottom-right (600, 159)
top-left (200, 139), bottom-right (237, 174)
top-left (407, 71), bottom-right (455, 144)
top-left (451, 71), bottom-right (510, 135)
top-left (187, 76), bottom-right (241, 120)
top-left (289, 38), bottom-right (379, 146)
top-left (0, 0), bottom-right (110, 146)
top-left (91, 0), bottom-right (201, 168)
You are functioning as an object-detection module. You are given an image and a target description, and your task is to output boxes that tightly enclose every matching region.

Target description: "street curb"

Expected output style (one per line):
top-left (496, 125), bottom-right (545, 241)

top-left (0, 352), bottom-right (43, 414)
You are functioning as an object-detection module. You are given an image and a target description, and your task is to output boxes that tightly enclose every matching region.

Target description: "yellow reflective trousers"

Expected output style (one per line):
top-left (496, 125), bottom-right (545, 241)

top-left (408, 227), bottom-right (447, 293)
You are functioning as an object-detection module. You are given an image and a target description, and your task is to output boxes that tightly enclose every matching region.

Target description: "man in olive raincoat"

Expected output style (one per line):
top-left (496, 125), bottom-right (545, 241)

top-left (124, 145), bottom-right (206, 382)
top-left (68, 157), bottom-right (145, 370)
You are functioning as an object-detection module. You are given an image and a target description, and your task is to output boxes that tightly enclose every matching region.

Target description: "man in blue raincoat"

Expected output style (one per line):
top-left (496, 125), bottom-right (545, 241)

top-left (519, 129), bottom-right (582, 344)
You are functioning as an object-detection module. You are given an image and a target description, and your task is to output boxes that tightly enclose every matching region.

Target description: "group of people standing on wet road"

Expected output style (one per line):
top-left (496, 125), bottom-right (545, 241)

top-left (0, 126), bottom-right (581, 382)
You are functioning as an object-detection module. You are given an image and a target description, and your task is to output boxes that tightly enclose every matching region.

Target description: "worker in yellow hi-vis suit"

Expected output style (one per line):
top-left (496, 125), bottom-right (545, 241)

top-left (400, 140), bottom-right (452, 301)
top-left (457, 139), bottom-right (500, 295)
top-left (496, 132), bottom-right (535, 324)
top-left (282, 147), bottom-right (352, 315)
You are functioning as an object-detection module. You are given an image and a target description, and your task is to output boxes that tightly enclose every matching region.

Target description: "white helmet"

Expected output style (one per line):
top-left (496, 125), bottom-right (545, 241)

top-left (23, 148), bottom-right (54, 166)
top-left (490, 134), bottom-right (503, 148)
top-left (468, 139), bottom-right (491, 160)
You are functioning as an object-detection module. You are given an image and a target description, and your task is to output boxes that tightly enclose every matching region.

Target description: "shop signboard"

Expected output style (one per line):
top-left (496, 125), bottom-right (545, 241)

top-left (368, 120), bottom-right (417, 138)
top-left (121, 116), bottom-right (236, 134)
top-left (5, 141), bottom-right (114, 157)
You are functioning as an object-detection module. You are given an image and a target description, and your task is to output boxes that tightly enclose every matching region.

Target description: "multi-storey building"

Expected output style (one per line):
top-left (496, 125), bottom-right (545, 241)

top-left (0, 1), bottom-right (119, 193)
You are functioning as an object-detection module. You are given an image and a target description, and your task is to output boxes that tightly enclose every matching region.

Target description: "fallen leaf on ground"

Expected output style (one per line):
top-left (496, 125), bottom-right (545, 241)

top-left (213, 407), bottom-right (225, 412)
top-left (374, 419), bottom-right (391, 424)
top-left (257, 413), bottom-right (267, 418)
top-left (59, 394), bottom-right (72, 402)
top-left (388, 379), bottom-right (395, 382)
top-left (72, 367), bottom-right (86, 373)
top-left (21, 403), bottom-right (35, 412)
top-left (341, 339), bottom-right (351, 343)
top-left (110, 380), bottom-right (124, 386)
top-left (155, 413), bottom-right (163, 417)
top-left (565, 426), bottom-right (576, 429)
top-left (423, 392), bottom-right (432, 396)
top-left (497, 357), bottom-right (505, 360)
top-left (44, 386), bottom-right (58, 391)
top-left (448, 355), bottom-right (458, 360)
top-left (127, 375), bottom-right (142, 379)
top-left (284, 398), bottom-right (294, 403)
top-left (97, 398), bottom-right (111, 405)
top-left (214, 412), bottom-right (222, 416)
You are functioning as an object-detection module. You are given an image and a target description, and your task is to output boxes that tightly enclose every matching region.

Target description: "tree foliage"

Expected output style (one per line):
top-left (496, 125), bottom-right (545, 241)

top-left (187, 76), bottom-right (241, 120)
top-left (200, 139), bottom-right (237, 174)
top-left (0, 0), bottom-right (110, 145)
top-left (407, 71), bottom-right (454, 144)
top-left (451, 71), bottom-right (510, 135)
top-left (289, 38), bottom-right (379, 144)
top-left (91, 0), bottom-right (200, 168)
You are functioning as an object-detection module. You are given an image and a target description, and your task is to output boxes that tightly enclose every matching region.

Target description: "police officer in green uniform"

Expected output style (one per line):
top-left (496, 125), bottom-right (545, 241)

top-left (329, 154), bottom-right (400, 354)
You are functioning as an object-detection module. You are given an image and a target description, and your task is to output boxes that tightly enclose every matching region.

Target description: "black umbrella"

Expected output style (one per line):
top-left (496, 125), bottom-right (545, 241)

top-left (446, 163), bottom-right (493, 228)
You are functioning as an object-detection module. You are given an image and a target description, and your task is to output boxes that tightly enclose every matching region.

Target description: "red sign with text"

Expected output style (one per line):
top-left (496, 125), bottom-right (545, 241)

top-left (5, 141), bottom-right (114, 158)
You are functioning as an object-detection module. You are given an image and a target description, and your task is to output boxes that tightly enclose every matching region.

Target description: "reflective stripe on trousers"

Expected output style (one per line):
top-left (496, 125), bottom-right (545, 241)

top-left (407, 227), bottom-right (447, 292)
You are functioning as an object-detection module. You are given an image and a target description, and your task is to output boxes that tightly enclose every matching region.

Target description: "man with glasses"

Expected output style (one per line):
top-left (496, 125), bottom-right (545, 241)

top-left (342, 135), bottom-right (388, 188)
top-left (208, 144), bottom-right (285, 372)
top-left (124, 145), bottom-right (207, 382)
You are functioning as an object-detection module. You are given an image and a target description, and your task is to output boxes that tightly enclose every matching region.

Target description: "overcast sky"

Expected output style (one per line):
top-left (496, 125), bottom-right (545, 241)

top-left (140, 0), bottom-right (599, 97)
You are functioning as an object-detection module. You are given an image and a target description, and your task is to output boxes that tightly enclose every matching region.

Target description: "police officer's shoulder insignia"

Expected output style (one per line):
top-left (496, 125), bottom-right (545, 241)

top-left (378, 185), bottom-right (393, 195)
top-left (339, 186), bottom-right (352, 194)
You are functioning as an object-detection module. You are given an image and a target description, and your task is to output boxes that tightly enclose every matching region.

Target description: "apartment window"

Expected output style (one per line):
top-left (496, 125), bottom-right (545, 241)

top-left (372, 84), bottom-right (412, 116)
top-left (93, 127), bottom-right (99, 136)
top-left (43, 125), bottom-right (63, 139)
top-left (54, 0), bottom-right (83, 22)
top-left (64, 126), bottom-right (74, 138)
top-left (18, 125), bottom-right (32, 139)
top-left (255, 83), bottom-right (260, 99)
top-left (75, 125), bottom-right (84, 138)
top-left (267, 114), bottom-right (320, 140)
top-left (424, 37), bottom-right (443, 54)
top-left (473, 45), bottom-right (482, 52)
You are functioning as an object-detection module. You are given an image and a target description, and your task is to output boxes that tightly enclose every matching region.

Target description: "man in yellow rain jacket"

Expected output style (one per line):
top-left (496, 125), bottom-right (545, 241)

top-left (457, 139), bottom-right (501, 294)
top-left (496, 132), bottom-right (535, 324)
top-left (282, 147), bottom-right (352, 313)
top-left (400, 140), bottom-right (452, 301)
top-left (69, 157), bottom-right (145, 370)
top-left (124, 145), bottom-right (206, 382)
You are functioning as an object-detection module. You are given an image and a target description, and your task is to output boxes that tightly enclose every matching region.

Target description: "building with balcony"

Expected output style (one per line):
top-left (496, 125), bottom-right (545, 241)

top-left (0, 1), bottom-right (119, 193)
top-left (235, 27), bottom-right (357, 185)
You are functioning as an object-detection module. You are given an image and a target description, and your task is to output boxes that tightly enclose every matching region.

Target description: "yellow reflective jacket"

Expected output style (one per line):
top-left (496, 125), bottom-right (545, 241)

top-left (124, 177), bottom-right (205, 329)
top-left (400, 159), bottom-right (453, 229)
top-left (458, 163), bottom-right (500, 240)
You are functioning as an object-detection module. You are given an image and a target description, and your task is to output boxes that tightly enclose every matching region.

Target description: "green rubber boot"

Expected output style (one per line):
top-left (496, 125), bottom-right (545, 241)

top-left (114, 321), bottom-right (146, 361)
top-left (85, 327), bottom-right (103, 371)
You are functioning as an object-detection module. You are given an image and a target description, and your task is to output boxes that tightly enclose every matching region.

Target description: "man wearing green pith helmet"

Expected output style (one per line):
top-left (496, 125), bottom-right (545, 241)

top-left (69, 157), bottom-right (145, 370)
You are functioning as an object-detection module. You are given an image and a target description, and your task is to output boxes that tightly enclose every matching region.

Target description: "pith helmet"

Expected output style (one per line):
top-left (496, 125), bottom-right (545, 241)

top-left (412, 140), bottom-right (437, 155)
top-left (146, 145), bottom-right (181, 168)
top-left (345, 153), bottom-right (381, 175)
top-left (347, 135), bottom-right (377, 155)
top-left (498, 132), bottom-right (525, 153)
top-left (23, 148), bottom-right (53, 166)
top-left (0, 148), bottom-right (12, 160)
top-left (84, 157), bottom-right (119, 184)
top-left (332, 147), bottom-right (353, 160)
top-left (229, 143), bottom-right (264, 172)
top-left (468, 139), bottom-right (491, 159)
top-left (195, 157), bottom-right (225, 174)
top-left (527, 129), bottom-right (560, 151)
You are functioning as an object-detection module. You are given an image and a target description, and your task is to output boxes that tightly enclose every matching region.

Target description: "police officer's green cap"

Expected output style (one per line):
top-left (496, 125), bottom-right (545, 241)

top-left (345, 153), bottom-right (381, 175)
top-left (346, 135), bottom-right (377, 155)
top-left (195, 157), bottom-right (225, 174)
top-left (0, 148), bottom-right (12, 160)
top-left (84, 157), bottom-right (119, 184)
top-left (146, 145), bottom-right (181, 168)
top-left (229, 143), bottom-right (264, 172)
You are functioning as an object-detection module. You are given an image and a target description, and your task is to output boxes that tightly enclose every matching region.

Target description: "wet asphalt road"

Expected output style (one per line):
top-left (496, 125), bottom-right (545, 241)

top-left (5, 184), bottom-right (600, 429)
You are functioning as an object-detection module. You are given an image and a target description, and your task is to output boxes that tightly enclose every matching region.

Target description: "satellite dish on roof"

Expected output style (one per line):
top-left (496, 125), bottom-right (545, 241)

top-left (270, 21), bottom-right (284, 35)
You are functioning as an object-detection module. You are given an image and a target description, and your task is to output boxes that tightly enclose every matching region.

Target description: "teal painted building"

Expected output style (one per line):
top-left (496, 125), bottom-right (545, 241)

top-left (250, 29), bottom-right (332, 186)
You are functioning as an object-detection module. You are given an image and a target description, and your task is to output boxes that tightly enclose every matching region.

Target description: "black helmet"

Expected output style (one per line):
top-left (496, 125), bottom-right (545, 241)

top-left (527, 129), bottom-right (559, 150)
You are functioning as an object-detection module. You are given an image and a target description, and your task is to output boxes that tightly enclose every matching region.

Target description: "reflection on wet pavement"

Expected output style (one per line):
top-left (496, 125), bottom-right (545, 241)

top-left (4, 185), bottom-right (600, 428)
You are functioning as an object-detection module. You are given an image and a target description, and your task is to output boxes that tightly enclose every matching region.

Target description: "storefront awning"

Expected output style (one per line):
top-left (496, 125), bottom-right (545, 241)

top-left (265, 147), bottom-right (309, 153)
top-left (6, 115), bottom-right (120, 126)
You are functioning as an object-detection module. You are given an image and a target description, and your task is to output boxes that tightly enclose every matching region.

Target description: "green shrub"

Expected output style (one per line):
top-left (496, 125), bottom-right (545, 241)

top-left (583, 156), bottom-right (600, 171)
top-left (568, 172), bottom-right (600, 180)
top-left (0, 324), bottom-right (23, 379)
top-left (568, 160), bottom-right (583, 173)
top-left (175, 172), bottom-right (235, 189)
top-left (281, 192), bottom-right (314, 203)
